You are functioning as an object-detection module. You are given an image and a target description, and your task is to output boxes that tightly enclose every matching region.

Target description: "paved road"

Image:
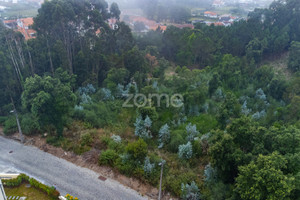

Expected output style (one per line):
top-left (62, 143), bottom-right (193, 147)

top-left (0, 136), bottom-right (147, 200)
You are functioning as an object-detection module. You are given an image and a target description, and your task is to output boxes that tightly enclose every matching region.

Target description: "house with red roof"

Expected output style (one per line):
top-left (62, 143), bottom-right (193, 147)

top-left (3, 17), bottom-right (36, 40)
top-left (204, 11), bottom-right (218, 18)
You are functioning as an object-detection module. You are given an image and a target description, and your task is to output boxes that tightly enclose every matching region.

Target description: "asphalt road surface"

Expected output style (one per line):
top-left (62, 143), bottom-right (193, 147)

top-left (0, 136), bottom-right (147, 200)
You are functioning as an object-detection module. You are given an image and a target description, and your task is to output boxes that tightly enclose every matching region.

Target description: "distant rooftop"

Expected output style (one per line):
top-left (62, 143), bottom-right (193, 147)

top-left (3, 18), bottom-right (36, 40)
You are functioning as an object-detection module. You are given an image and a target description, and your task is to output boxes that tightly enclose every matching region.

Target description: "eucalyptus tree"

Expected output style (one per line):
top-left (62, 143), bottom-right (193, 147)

top-left (33, 0), bottom-right (111, 74)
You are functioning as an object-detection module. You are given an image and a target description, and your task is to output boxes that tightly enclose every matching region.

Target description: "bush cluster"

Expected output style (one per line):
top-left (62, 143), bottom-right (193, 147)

top-left (3, 174), bottom-right (60, 199)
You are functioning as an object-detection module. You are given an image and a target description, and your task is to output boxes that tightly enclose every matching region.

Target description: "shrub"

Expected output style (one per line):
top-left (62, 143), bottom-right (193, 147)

top-left (188, 114), bottom-right (218, 134)
top-left (167, 130), bottom-right (185, 153)
top-left (143, 156), bottom-right (155, 176)
top-left (21, 113), bottom-right (41, 135)
top-left (186, 123), bottom-right (199, 142)
top-left (78, 84), bottom-right (96, 95)
top-left (80, 132), bottom-right (93, 146)
top-left (0, 116), bottom-right (7, 125)
top-left (134, 115), bottom-right (152, 139)
top-left (192, 139), bottom-right (203, 158)
top-left (204, 163), bottom-right (218, 184)
top-left (111, 134), bottom-right (122, 143)
top-left (99, 149), bottom-right (119, 167)
top-left (115, 155), bottom-right (136, 176)
top-left (3, 116), bottom-right (17, 135)
top-left (166, 171), bottom-right (199, 197)
top-left (100, 88), bottom-right (115, 101)
top-left (138, 107), bottom-right (158, 121)
top-left (178, 142), bottom-right (193, 160)
top-left (46, 136), bottom-right (63, 147)
top-left (82, 101), bottom-right (121, 128)
top-left (126, 138), bottom-right (148, 161)
top-left (108, 139), bottom-right (125, 153)
top-left (181, 181), bottom-right (201, 200)
top-left (3, 174), bottom-right (60, 199)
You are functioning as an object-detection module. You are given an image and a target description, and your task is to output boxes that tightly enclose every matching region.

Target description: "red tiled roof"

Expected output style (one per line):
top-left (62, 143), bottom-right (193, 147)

top-left (21, 17), bottom-right (34, 27)
top-left (213, 22), bottom-right (224, 26)
top-left (204, 11), bottom-right (217, 16)
top-left (4, 18), bottom-right (36, 40)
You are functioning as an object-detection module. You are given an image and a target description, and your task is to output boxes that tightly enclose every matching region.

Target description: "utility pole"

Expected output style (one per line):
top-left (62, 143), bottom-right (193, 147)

top-left (158, 160), bottom-right (165, 200)
top-left (10, 97), bottom-right (24, 143)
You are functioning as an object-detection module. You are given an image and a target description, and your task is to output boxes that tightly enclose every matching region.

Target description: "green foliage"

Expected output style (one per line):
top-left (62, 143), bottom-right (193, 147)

top-left (209, 131), bottom-right (247, 183)
top-left (3, 174), bottom-right (60, 199)
top-left (181, 181), bottom-right (201, 200)
top-left (208, 73), bottom-right (220, 97)
top-left (288, 41), bottom-right (300, 72)
top-left (167, 130), bottom-right (185, 153)
top-left (246, 38), bottom-right (267, 63)
top-left (110, 2), bottom-right (121, 20)
top-left (104, 68), bottom-right (129, 94)
top-left (192, 139), bottom-right (203, 159)
top-left (235, 153), bottom-right (295, 200)
top-left (80, 101), bottom-right (121, 128)
top-left (80, 132), bottom-right (93, 147)
top-left (138, 107), bottom-right (158, 121)
top-left (158, 124), bottom-right (170, 148)
top-left (22, 72), bottom-right (76, 137)
top-left (3, 116), bottom-right (17, 135)
top-left (188, 114), bottom-right (218, 134)
top-left (21, 113), bottom-right (41, 135)
top-left (126, 138), bottom-right (148, 161)
top-left (2, 0), bottom-right (300, 199)
top-left (178, 142), bottom-right (193, 160)
top-left (134, 115), bottom-right (152, 139)
top-left (217, 92), bottom-right (241, 128)
top-left (166, 170), bottom-right (199, 197)
top-left (99, 149), bottom-right (119, 167)
top-left (124, 46), bottom-right (147, 76)
top-left (0, 116), bottom-right (7, 125)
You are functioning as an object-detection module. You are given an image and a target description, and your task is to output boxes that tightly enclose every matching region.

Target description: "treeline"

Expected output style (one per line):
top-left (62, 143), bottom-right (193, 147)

top-left (137, 0), bottom-right (192, 23)
top-left (137, 0), bottom-right (300, 68)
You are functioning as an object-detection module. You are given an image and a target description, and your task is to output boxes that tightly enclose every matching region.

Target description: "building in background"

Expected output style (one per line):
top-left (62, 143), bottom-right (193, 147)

top-left (3, 17), bottom-right (36, 40)
top-left (204, 11), bottom-right (218, 18)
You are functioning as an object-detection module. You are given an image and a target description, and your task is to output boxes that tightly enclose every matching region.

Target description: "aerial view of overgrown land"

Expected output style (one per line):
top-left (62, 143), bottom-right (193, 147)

top-left (0, 0), bottom-right (300, 199)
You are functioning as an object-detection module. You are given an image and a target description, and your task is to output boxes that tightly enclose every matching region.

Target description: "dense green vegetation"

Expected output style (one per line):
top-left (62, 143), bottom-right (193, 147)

top-left (3, 174), bottom-right (60, 199)
top-left (0, 0), bottom-right (300, 199)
